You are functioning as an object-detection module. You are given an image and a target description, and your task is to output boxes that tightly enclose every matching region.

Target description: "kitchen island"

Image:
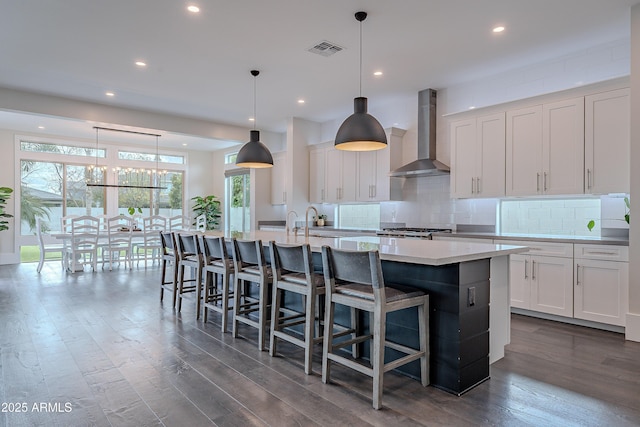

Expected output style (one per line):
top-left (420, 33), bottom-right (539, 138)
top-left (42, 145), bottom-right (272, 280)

top-left (205, 230), bottom-right (526, 395)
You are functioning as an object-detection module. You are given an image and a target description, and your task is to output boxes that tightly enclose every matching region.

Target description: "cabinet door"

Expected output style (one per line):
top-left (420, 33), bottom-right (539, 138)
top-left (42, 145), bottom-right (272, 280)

top-left (309, 148), bottom-right (326, 203)
top-left (357, 151), bottom-right (376, 201)
top-left (325, 147), bottom-right (343, 203)
top-left (575, 259), bottom-right (628, 326)
top-left (373, 147), bottom-right (391, 201)
top-left (506, 105), bottom-right (543, 196)
top-left (585, 88), bottom-right (630, 194)
top-left (477, 113), bottom-right (506, 197)
top-left (509, 254), bottom-right (530, 309)
top-left (529, 255), bottom-right (574, 317)
top-left (341, 151), bottom-right (357, 202)
top-left (450, 118), bottom-right (476, 198)
top-left (270, 152), bottom-right (286, 205)
top-left (542, 97), bottom-right (584, 195)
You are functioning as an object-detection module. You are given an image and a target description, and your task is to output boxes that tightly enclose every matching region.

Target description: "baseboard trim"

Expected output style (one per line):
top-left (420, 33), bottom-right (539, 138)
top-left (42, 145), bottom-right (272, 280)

top-left (511, 308), bottom-right (625, 334)
top-left (0, 253), bottom-right (20, 265)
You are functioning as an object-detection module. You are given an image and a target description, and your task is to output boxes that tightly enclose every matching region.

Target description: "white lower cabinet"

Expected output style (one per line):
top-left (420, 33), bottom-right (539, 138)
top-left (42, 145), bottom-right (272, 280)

top-left (497, 240), bottom-right (574, 317)
top-left (574, 244), bottom-right (629, 326)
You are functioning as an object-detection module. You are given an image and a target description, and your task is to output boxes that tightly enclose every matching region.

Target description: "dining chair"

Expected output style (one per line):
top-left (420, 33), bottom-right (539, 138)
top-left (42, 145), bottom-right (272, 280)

top-left (268, 241), bottom-right (325, 374)
top-left (169, 215), bottom-right (190, 232)
top-left (176, 232), bottom-right (203, 314)
top-left (64, 215), bottom-right (100, 272)
top-left (160, 231), bottom-right (179, 307)
top-left (199, 235), bottom-right (234, 331)
top-left (35, 217), bottom-right (64, 273)
top-left (101, 214), bottom-right (134, 270)
top-left (320, 246), bottom-right (429, 410)
top-left (135, 215), bottom-right (166, 267)
top-left (195, 214), bottom-right (206, 232)
top-left (231, 238), bottom-right (273, 351)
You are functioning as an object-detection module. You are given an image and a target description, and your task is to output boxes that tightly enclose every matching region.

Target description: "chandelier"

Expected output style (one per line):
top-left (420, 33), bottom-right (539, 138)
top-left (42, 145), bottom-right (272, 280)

top-left (86, 126), bottom-right (167, 190)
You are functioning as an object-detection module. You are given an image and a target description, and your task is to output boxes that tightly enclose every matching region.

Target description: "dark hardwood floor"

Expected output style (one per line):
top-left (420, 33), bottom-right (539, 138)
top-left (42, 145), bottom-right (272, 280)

top-left (1, 262), bottom-right (640, 426)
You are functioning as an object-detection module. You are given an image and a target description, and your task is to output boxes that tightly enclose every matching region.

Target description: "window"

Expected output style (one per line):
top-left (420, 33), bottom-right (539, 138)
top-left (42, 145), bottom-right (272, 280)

top-left (499, 198), bottom-right (600, 237)
top-left (338, 204), bottom-right (380, 230)
top-left (225, 152), bottom-right (238, 164)
top-left (20, 160), bottom-right (105, 234)
top-left (21, 141), bottom-right (105, 158)
top-left (118, 150), bottom-right (184, 164)
top-left (225, 172), bottom-right (250, 232)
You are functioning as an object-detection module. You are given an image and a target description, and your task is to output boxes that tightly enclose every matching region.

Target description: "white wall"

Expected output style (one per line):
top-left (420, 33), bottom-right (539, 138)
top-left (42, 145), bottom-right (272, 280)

top-left (628, 4), bottom-right (640, 342)
top-left (0, 130), bottom-right (17, 263)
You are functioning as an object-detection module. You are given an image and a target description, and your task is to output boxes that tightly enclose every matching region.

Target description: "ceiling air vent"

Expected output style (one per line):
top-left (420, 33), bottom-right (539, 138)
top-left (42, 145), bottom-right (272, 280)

top-left (307, 40), bottom-right (344, 57)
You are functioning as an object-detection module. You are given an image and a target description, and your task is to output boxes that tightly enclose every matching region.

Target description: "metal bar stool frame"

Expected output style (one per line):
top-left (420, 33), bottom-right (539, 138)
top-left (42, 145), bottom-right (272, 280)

top-left (199, 235), bottom-right (235, 331)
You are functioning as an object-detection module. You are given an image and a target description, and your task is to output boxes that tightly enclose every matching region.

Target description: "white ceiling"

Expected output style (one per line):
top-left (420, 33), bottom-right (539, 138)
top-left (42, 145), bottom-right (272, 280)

top-left (0, 0), bottom-right (637, 150)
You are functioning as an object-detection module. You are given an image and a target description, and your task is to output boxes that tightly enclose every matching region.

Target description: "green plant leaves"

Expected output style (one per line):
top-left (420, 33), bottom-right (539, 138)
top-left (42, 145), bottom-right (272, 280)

top-left (587, 220), bottom-right (595, 231)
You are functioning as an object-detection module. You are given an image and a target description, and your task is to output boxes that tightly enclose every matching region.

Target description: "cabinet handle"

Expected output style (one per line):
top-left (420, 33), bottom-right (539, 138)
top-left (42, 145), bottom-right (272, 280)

top-left (586, 251), bottom-right (617, 256)
top-left (537, 173), bottom-right (540, 192)
top-left (321, 189), bottom-right (324, 201)
top-left (372, 185), bottom-right (376, 198)
top-left (477, 177), bottom-right (481, 194)
top-left (532, 260), bottom-right (536, 280)
top-left (587, 169), bottom-right (592, 190)
top-left (576, 263), bottom-right (581, 286)
top-left (524, 259), bottom-right (528, 279)
top-left (544, 172), bottom-right (547, 192)
top-left (471, 178), bottom-right (475, 194)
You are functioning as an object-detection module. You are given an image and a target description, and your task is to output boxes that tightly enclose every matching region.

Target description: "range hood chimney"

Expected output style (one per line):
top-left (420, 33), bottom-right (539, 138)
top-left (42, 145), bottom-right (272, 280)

top-left (389, 88), bottom-right (450, 178)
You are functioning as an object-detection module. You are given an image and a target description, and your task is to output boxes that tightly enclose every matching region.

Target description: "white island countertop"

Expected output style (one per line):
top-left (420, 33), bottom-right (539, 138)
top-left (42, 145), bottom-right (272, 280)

top-left (204, 230), bottom-right (527, 266)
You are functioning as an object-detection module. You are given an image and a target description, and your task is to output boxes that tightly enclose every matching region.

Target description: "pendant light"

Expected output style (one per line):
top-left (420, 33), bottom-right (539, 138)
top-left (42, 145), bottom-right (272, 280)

top-left (334, 11), bottom-right (387, 151)
top-left (236, 69), bottom-right (274, 168)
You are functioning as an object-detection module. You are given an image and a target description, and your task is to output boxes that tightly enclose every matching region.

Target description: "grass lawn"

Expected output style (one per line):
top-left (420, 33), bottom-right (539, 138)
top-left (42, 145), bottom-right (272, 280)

top-left (20, 245), bottom-right (63, 263)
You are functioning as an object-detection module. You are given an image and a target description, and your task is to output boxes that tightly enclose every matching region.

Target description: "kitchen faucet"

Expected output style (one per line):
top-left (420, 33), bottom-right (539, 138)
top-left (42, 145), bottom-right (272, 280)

top-left (286, 210), bottom-right (299, 236)
top-left (304, 206), bottom-right (318, 239)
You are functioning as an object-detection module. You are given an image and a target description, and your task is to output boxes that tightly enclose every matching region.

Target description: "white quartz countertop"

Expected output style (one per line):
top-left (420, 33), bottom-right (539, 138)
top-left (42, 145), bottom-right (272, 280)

top-left (204, 230), bottom-right (527, 266)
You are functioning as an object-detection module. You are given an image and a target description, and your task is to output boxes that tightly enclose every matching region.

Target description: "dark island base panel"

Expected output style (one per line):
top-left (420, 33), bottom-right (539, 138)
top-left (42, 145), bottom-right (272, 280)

top-left (379, 259), bottom-right (491, 395)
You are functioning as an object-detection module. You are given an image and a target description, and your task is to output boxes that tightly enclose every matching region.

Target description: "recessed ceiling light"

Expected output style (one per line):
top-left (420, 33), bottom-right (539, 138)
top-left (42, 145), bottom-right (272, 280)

top-left (469, 106), bottom-right (476, 110)
top-left (135, 61), bottom-right (147, 67)
top-left (187, 5), bottom-right (200, 13)
top-left (373, 71), bottom-right (383, 76)
top-left (105, 91), bottom-right (115, 97)
top-left (249, 117), bottom-right (255, 122)
top-left (38, 126), bottom-right (45, 129)
top-left (492, 26), bottom-right (505, 33)
top-left (182, 143), bottom-right (188, 146)
top-left (297, 99), bottom-right (305, 104)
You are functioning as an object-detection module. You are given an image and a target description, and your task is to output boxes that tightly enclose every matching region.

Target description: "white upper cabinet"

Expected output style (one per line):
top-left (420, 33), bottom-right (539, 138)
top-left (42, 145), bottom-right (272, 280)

top-left (506, 97), bottom-right (584, 196)
top-left (542, 97), bottom-right (585, 195)
top-left (271, 151), bottom-right (286, 205)
top-left (585, 88), bottom-right (630, 194)
top-left (309, 147), bottom-right (325, 203)
top-left (506, 105), bottom-right (543, 196)
top-left (451, 113), bottom-right (505, 198)
top-left (310, 128), bottom-right (403, 204)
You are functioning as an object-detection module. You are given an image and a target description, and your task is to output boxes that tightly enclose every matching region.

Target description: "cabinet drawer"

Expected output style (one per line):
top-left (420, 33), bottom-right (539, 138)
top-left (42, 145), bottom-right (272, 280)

top-left (574, 244), bottom-right (628, 262)
top-left (494, 240), bottom-right (573, 258)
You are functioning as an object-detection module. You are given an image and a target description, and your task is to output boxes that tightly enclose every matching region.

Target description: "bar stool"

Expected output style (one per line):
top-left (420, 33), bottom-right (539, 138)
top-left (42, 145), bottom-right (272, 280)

top-left (320, 246), bottom-right (430, 410)
top-left (268, 241), bottom-right (325, 374)
top-left (160, 231), bottom-right (179, 307)
top-left (176, 232), bottom-right (203, 315)
top-left (230, 238), bottom-right (272, 351)
top-left (199, 235), bottom-right (234, 331)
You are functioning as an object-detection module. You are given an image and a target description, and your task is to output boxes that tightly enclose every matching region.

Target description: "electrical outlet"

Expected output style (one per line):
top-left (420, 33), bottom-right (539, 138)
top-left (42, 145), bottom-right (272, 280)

top-left (468, 287), bottom-right (476, 307)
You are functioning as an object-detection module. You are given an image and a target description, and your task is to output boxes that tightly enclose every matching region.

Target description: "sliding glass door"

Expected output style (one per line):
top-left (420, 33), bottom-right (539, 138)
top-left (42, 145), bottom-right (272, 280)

top-left (225, 172), bottom-right (250, 233)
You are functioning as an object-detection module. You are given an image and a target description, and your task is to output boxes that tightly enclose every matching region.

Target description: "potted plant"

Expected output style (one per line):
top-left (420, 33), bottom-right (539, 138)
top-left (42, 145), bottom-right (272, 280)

top-left (315, 214), bottom-right (327, 227)
top-left (0, 186), bottom-right (13, 232)
top-left (191, 195), bottom-right (221, 231)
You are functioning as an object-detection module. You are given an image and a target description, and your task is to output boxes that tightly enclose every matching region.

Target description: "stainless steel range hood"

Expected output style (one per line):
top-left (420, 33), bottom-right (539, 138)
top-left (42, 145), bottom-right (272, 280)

top-left (390, 88), bottom-right (450, 178)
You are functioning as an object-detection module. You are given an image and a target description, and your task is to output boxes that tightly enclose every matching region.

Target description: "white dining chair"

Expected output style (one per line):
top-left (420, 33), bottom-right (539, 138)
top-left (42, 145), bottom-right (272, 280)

top-left (102, 214), bottom-right (134, 270)
top-left (169, 214), bottom-right (190, 232)
top-left (36, 217), bottom-right (65, 273)
top-left (64, 215), bottom-right (100, 272)
top-left (135, 215), bottom-right (166, 267)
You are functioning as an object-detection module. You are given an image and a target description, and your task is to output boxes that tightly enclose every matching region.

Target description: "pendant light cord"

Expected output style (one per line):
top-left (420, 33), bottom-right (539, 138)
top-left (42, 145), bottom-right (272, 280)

top-left (359, 18), bottom-right (363, 97)
top-left (253, 73), bottom-right (257, 131)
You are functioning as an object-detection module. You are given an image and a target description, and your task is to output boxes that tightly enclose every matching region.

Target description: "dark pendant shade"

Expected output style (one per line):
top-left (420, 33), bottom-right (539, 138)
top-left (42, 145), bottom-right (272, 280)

top-left (236, 130), bottom-right (273, 168)
top-left (335, 97), bottom-right (387, 151)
